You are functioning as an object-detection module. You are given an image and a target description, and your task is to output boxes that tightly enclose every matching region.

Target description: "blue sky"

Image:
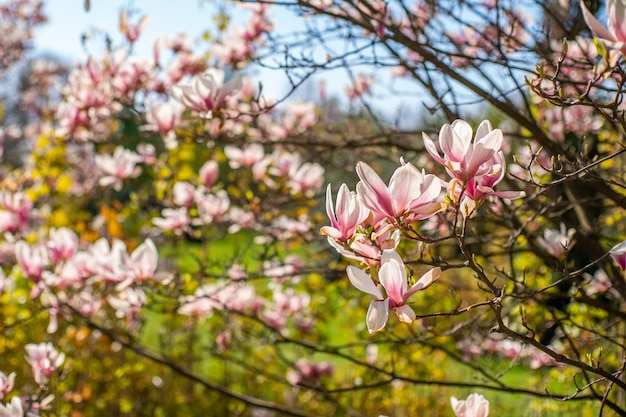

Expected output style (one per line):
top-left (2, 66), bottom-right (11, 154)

top-left (31, 0), bottom-right (421, 122)
top-left (36, 1), bottom-right (218, 60)
top-left (34, 0), bottom-right (297, 99)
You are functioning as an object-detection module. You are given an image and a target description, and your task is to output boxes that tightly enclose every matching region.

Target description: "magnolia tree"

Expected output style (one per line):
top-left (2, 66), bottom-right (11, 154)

top-left (2, 0), bottom-right (626, 415)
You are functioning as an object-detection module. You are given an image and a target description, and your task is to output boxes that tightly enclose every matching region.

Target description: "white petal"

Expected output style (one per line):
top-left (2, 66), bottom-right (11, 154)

top-left (347, 266), bottom-right (384, 299)
top-left (366, 299), bottom-right (389, 333)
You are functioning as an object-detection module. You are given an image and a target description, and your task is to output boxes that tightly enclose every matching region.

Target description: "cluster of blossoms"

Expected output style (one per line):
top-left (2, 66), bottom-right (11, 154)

top-left (0, 0), bottom-right (46, 71)
top-left (178, 255), bottom-right (313, 339)
top-left (448, 6), bottom-right (529, 68)
top-left (322, 119), bottom-right (525, 332)
top-left (0, 191), bottom-right (34, 236)
top-left (153, 144), bottom-right (323, 238)
top-left (286, 359), bottom-right (333, 386)
top-left (12, 227), bottom-right (159, 332)
top-left (0, 343), bottom-right (64, 417)
top-left (457, 334), bottom-right (561, 370)
top-left (211, 4), bottom-right (273, 67)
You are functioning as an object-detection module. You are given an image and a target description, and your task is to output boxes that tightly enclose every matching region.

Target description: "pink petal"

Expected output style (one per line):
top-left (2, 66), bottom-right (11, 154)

top-left (356, 162), bottom-right (394, 217)
top-left (445, 120), bottom-right (472, 161)
top-left (422, 132), bottom-right (446, 165)
top-left (325, 184), bottom-right (338, 228)
top-left (388, 164), bottom-right (422, 216)
top-left (379, 251), bottom-right (407, 305)
top-left (404, 267), bottom-right (441, 300)
top-left (474, 119), bottom-right (493, 140)
top-left (581, 0), bottom-right (617, 42)
top-left (394, 304), bottom-right (416, 324)
top-left (608, 0), bottom-right (626, 43)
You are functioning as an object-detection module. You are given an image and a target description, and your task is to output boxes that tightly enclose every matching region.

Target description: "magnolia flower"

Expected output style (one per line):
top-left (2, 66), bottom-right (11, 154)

top-left (321, 184), bottom-right (369, 242)
top-left (356, 161), bottom-right (444, 224)
top-left (422, 119), bottom-right (503, 181)
top-left (199, 160), bottom-right (219, 188)
top-left (287, 162), bottom-right (325, 196)
top-left (581, 0), bottom-right (626, 55)
top-left (173, 68), bottom-right (241, 118)
top-left (119, 9), bottom-right (150, 43)
top-left (15, 241), bottom-right (48, 283)
top-left (25, 342), bottom-right (65, 386)
top-left (450, 393), bottom-right (489, 417)
top-left (610, 240), bottom-right (626, 271)
top-left (47, 227), bottom-right (78, 263)
top-left (144, 100), bottom-right (182, 135)
top-left (0, 397), bottom-right (24, 417)
top-left (0, 371), bottom-right (15, 401)
top-left (94, 146), bottom-right (142, 191)
top-left (152, 208), bottom-right (190, 235)
top-left (129, 239), bottom-right (158, 281)
top-left (346, 249), bottom-right (440, 333)
top-left (446, 151), bottom-right (525, 217)
top-left (224, 143), bottom-right (265, 169)
top-left (173, 181), bottom-right (195, 207)
top-left (536, 223), bottom-right (576, 258)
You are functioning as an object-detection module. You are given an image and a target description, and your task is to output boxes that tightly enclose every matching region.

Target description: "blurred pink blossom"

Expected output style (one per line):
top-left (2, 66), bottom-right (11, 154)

top-left (94, 147), bottom-right (142, 191)
top-left (450, 393), bottom-right (489, 417)
top-left (173, 68), bottom-right (241, 118)
top-left (537, 223), bottom-right (576, 259)
top-left (25, 342), bottom-right (65, 386)
top-left (0, 371), bottom-right (15, 400)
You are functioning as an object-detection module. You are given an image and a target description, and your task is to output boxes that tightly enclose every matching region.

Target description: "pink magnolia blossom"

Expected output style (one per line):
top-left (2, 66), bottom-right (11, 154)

top-left (108, 287), bottom-right (146, 324)
top-left (129, 238), bottom-right (158, 281)
top-left (321, 184), bottom-right (369, 242)
top-left (194, 189), bottom-right (230, 224)
top-left (356, 161), bottom-right (443, 224)
top-left (94, 147), bottom-right (142, 191)
top-left (536, 223), bottom-right (576, 259)
top-left (199, 160), bottom-right (219, 188)
top-left (89, 239), bottom-right (133, 284)
top-left (173, 68), bottom-right (241, 118)
top-left (286, 359), bottom-right (333, 386)
top-left (287, 162), bottom-right (325, 196)
top-left (46, 227), bottom-right (78, 263)
top-left (0, 397), bottom-right (24, 417)
top-left (346, 73), bottom-right (374, 100)
top-left (178, 282), bottom-right (260, 318)
top-left (25, 342), bottom-right (65, 386)
top-left (581, 0), bottom-right (626, 55)
top-left (173, 181), bottom-right (195, 208)
top-left (144, 100), bottom-right (182, 148)
top-left (119, 9), bottom-right (150, 43)
top-left (15, 241), bottom-right (48, 283)
top-left (446, 152), bottom-right (525, 217)
top-left (422, 119), bottom-right (503, 181)
top-left (0, 371), bottom-right (15, 400)
top-left (42, 261), bottom-right (84, 289)
top-left (152, 207), bottom-right (190, 235)
top-left (328, 228), bottom-right (399, 267)
top-left (610, 240), bottom-right (626, 271)
top-left (224, 143), bottom-right (265, 169)
top-left (450, 393), bottom-right (490, 417)
top-left (0, 191), bottom-right (33, 234)
top-left (347, 249), bottom-right (440, 333)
